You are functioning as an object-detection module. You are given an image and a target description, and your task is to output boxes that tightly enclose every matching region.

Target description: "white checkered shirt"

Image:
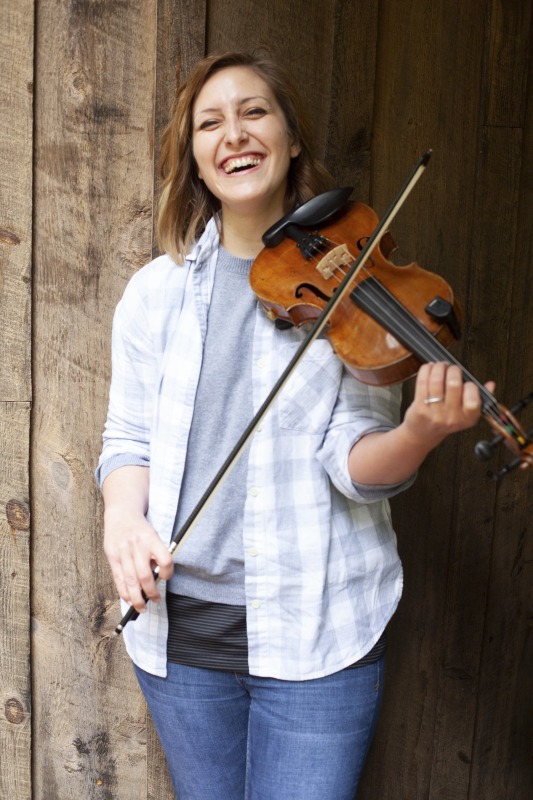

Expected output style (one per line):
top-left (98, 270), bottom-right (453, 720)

top-left (97, 219), bottom-right (411, 680)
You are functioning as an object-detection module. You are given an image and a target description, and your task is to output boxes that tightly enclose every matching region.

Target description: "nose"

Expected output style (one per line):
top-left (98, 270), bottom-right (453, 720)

top-left (224, 114), bottom-right (248, 145)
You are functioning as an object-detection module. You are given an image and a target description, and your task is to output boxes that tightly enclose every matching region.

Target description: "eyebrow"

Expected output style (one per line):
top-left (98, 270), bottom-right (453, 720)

top-left (193, 95), bottom-right (271, 119)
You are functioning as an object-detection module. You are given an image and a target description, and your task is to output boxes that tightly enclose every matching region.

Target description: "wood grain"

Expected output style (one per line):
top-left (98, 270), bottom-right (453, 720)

top-left (1, 0), bottom-right (531, 798)
top-left (0, 3), bottom-right (34, 799)
top-left (32, 2), bottom-right (158, 798)
top-left (0, 403), bottom-right (31, 800)
top-left (360, 0), bottom-right (532, 798)
top-left (0, 2), bottom-right (33, 402)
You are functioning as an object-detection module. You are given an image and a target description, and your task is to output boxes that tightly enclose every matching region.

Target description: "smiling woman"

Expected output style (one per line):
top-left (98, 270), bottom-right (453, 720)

top-left (156, 51), bottom-right (332, 263)
top-left (96, 50), bottom-right (487, 800)
top-left (190, 66), bottom-right (301, 253)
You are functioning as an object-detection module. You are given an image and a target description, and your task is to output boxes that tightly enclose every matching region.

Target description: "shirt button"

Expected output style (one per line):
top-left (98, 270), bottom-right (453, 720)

top-left (251, 599), bottom-right (261, 609)
top-left (248, 547), bottom-right (258, 557)
top-left (256, 358), bottom-right (266, 369)
top-left (250, 487), bottom-right (259, 497)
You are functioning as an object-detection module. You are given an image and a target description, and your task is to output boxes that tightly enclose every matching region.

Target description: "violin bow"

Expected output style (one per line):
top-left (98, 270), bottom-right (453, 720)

top-left (113, 150), bottom-right (433, 635)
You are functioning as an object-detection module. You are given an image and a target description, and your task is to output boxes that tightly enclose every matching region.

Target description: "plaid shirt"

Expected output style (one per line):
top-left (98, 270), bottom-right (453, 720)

top-left (97, 219), bottom-right (411, 680)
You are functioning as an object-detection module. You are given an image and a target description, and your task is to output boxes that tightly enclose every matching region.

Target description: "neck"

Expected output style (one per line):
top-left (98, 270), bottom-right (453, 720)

top-left (220, 205), bottom-right (285, 259)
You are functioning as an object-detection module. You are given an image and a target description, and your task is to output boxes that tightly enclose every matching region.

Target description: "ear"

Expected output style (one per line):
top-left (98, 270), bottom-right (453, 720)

top-left (290, 139), bottom-right (302, 159)
top-left (193, 155), bottom-right (203, 180)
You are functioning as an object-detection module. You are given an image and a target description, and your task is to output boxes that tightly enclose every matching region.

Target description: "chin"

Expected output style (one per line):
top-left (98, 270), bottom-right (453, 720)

top-left (223, 188), bottom-right (286, 217)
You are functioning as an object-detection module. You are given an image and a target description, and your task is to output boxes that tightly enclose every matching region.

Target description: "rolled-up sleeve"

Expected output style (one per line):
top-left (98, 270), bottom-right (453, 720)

top-left (316, 369), bottom-right (416, 502)
top-left (96, 279), bottom-right (158, 487)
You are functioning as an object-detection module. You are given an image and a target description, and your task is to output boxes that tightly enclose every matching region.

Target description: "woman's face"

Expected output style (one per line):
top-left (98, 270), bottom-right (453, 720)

top-left (192, 66), bottom-right (301, 221)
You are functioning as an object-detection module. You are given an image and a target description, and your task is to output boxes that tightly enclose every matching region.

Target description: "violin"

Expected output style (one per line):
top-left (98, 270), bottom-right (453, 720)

top-left (250, 186), bottom-right (533, 480)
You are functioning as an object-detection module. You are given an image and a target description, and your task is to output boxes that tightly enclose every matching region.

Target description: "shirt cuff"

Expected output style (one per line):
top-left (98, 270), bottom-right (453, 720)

top-left (346, 425), bottom-right (416, 502)
top-left (351, 471), bottom-right (417, 501)
top-left (95, 453), bottom-right (149, 488)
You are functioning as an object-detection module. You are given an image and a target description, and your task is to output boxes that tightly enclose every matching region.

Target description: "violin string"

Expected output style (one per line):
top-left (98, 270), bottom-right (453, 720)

top-left (326, 262), bottom-right (509, 431)
top-left (354, 276), bottom-right (509, 426)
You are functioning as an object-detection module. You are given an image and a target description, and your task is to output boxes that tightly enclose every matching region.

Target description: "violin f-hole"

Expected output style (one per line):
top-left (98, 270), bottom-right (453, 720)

top-left (295, 282), bottom-right (332, 303)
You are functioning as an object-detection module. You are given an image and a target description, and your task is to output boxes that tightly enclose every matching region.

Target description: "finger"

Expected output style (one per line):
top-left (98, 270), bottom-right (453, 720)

top-left (132, 535), bottom-right (175, 602)
top-left (426, 361), bottom-right (448, 403)
top-left (462, 381), bottom-right (482, 413)
top-left (443, 365), bottom-right (464, 406)
top-left (413, 362), bottom-right (432, 403)
top-left (116, 545), bottom-right (149, 611)
top-left (134, 550), bottom-right (162, 604)
top-left (151, 540), bottom-right (174, 581)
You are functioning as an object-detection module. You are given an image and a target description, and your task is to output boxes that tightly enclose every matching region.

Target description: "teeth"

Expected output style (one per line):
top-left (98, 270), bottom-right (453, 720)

top-left (223, 156), bottom-right (261, 174)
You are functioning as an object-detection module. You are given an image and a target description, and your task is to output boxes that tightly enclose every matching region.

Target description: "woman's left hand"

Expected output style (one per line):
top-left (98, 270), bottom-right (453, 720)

top-left (403, 362), bottom-right (490, 448)
top-left (348, 362), bottom-right (493, 486)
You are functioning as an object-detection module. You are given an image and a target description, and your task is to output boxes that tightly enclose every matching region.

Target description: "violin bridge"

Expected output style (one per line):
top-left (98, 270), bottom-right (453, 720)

top-left (316, 244), bottom-right (354, 279)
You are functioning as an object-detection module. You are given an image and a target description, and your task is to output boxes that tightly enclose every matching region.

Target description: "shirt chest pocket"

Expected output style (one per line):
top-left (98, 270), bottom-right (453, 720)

top-left (277, 339), bottom-right (342, 434)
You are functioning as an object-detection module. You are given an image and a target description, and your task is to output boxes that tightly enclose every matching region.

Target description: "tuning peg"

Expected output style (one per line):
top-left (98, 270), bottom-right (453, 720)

top-left (475, 435), bottom-right (503, 461)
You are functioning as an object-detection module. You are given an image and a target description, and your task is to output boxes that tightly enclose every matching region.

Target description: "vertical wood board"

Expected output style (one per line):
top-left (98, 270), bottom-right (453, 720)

top-left (0, 3), bottom-right (34, 800)
top-left (32, 2), bottom-right (158, 798)
top-left (361, 0), bottom-right (502, 797)
top-left (468, 4), bottom-right (533, 793)
top-left (322, 0), bottom-right (380, 198)
top-left (0, 1), bottom-right (33, 399)
top-left (429, 125), bottom-right (523, 799)
top-left (485, 0), bottom-right (532, 127)
top-left (429, 0), bottom-right (532, 789)
top-left (0, 403), bottom-right (31, 800)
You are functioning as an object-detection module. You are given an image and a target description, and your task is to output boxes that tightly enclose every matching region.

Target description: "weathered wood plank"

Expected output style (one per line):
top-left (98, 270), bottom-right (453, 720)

top-left (323, 0), bottom-right (380, 198)
top-left (429, 125), bottom-right (524, 798)
top-left (0, 3), bottom-right (34, 799)
top-left (362, 0), bottom-right (490, 797)
top-left (32, 1), bottom-right (158, 797)
top-left (468, 4), bottom-right (533, 792)
top-left (0, 0), bottom-right (33, 399)
top-left (0, 403), bottom-right (31, 800)
top-left (486, 0), bottom-right (532, 127)
top-left (152, 0), bottom-right (207, 258)
top-left (428, 0), bottom-right (533, 789)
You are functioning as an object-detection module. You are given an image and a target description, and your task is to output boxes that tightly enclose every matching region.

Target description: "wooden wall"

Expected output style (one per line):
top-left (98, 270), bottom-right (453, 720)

top-left (1, 0), bottom-right (531, 798)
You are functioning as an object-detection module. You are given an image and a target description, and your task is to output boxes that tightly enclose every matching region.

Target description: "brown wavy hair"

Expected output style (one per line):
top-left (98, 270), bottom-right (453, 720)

top-left (157, 50), bottom-right (333, 264)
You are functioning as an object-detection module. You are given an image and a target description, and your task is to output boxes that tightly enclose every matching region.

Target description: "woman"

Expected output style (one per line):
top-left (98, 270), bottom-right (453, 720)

top-left (97, 51), bottom-right (485, 800)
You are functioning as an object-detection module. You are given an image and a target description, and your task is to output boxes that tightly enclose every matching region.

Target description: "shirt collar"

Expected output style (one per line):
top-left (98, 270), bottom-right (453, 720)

top-left (185, 217), bottom-right (221, 268)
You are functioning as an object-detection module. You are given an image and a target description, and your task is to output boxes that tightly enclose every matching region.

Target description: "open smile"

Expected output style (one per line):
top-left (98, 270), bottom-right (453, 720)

top-left (221, 154), bottom-right (264, 174)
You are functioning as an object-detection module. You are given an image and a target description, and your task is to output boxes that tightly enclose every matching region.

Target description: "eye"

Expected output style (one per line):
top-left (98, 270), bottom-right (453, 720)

top-left (197, 118), bottom-right (220, 131)
top-left (244, 106), bottom-right (267, 118)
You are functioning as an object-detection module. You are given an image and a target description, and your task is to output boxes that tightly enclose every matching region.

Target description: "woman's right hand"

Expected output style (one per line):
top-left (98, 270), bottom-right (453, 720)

top-left (102, 466), bottom-right (174, 612)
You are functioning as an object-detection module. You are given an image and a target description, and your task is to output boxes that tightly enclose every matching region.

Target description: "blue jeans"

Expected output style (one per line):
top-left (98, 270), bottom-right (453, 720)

top-left (134, 658), bottom-right (384, 800)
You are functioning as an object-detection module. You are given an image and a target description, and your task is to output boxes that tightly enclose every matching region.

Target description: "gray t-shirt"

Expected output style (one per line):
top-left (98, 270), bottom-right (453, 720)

top-left (168, 246), bottom-right (255, 603)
